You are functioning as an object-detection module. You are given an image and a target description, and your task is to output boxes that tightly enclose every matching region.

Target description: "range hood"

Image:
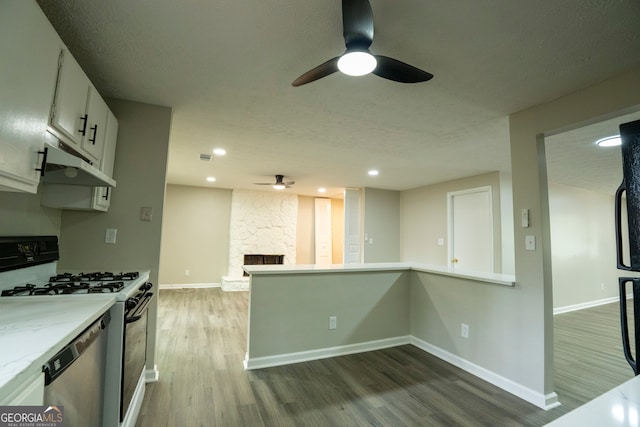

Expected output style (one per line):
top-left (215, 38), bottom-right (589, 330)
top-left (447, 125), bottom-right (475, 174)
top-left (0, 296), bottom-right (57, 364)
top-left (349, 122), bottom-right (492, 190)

top-left (41, 143), bottom-right (116, 187)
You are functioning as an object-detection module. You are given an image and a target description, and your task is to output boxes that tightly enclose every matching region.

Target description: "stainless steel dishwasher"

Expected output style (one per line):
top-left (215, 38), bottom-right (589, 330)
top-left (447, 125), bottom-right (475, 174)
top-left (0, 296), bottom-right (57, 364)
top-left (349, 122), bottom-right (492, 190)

top-left (43, 311), bottom-right (111, 427)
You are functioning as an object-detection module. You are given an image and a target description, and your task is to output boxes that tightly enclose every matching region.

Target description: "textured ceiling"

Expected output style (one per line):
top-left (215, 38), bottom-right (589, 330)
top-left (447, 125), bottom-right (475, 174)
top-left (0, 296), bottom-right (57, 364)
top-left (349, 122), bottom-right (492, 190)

top-left (37, 0), bottom-right (640, 197)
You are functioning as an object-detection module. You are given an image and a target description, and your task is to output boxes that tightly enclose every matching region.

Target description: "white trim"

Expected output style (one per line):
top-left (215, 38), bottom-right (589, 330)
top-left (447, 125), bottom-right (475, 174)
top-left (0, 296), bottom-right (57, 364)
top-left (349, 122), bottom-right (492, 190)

top-left (159, 282), bottom-right (220, 289)
top-left (553, 293), bottom-right (632, 315)
top-left (145, 364), bottom-right (159, 383)
top-left (410, 336), bottom-right (560, 410)
top-left (244, 336), bottom-right (411, 370)
top-left (243, 334), bottom-right (559, 410)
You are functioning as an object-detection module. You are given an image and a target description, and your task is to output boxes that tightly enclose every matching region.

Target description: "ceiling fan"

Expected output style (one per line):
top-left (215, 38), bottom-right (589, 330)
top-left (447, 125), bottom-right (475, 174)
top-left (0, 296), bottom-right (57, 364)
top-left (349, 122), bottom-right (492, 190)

top-left (254, 175), bottom-right (295, 190)
top-left (292, 0), bottom-right (434, 87)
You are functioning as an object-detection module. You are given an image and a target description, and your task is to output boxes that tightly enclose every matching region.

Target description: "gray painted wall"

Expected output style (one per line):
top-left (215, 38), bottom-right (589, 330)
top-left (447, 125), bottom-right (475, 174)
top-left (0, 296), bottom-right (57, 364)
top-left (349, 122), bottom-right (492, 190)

top-left (399, 171), bottom-right (504, 272)
top-left (58, 99), bottom-right (171, 371)
top-left (509, 65), bottom-right (640, 399)
top-left (159, 184), bottom-right (231, 285)
top-left (248, 271), bottom-right (410, 358)
top-left (363, 187), bottom-right (400, 262)
top-left (0, 191), bottom-right (61, 236)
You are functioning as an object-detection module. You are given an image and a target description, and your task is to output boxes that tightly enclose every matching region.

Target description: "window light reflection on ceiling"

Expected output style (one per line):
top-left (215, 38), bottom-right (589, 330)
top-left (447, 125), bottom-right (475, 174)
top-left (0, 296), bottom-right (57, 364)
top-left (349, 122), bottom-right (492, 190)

top-left (596, 135), bottom-right (621, 147)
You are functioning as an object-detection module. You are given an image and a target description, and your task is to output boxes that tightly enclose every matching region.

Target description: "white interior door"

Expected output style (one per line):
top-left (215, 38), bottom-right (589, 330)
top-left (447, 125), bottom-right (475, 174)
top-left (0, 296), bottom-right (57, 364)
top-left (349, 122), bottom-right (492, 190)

top-left (314, 198), bottom-right (332, 265)
top-left (448, 187), bottom-right (494, 272)
top-left (343, 189), bottom-right (362, 264)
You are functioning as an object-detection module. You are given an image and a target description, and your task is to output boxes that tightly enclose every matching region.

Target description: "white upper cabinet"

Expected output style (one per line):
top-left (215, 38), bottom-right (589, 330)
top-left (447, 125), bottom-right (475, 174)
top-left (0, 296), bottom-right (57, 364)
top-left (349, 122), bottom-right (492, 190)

top-left (50, 49), bottom-right (90, 148)
top-left (42, 109), bottom-right (118, 212)
top-left (93, 110), bottom-right (118, 211)
top-left (82, 87), bottom-right (109, 164)
top-left (0, 1), bottom-right (62, 193)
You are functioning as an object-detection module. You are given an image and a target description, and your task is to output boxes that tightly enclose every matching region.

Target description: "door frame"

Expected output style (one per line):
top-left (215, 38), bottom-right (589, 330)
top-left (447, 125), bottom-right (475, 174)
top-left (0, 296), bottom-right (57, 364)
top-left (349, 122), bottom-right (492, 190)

top-left (447, 186), bottom-right (494, 271)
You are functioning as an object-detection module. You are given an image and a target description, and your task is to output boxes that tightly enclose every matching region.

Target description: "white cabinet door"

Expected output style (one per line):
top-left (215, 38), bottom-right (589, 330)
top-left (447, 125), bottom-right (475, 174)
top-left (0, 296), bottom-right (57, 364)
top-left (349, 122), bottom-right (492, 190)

top-left (50, 49), bottom-right (92, 154)
top-left (93, 111), bottom-right (118, 211)
top-left (0, 1), bottom-right (61, 193)
top-left (42, 109), bottom-right (118, 212)
top-left (82, 87), bottom-right (108, 163)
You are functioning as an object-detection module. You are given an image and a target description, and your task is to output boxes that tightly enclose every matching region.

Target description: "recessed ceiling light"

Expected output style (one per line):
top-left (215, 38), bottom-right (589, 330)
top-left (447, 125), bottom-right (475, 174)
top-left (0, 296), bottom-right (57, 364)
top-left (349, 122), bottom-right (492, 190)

top-left (213, 148), bottom-right (226, 156)
top-left (318, 187), bottom-right (327, 193)
top-left (596, 135), bottom-right (621, 147)
top-left (206, 176), bottom-right (216, 182)
top-left (368, 169), bottom-right (379, 176)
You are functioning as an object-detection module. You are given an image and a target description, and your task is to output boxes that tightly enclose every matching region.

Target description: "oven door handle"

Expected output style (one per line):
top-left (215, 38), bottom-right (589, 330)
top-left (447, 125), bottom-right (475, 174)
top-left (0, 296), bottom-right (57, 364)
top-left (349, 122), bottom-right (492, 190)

top-left (619, 278), bottom-right (640, 375)
top-left (125, 293), bottom-right (153, 323)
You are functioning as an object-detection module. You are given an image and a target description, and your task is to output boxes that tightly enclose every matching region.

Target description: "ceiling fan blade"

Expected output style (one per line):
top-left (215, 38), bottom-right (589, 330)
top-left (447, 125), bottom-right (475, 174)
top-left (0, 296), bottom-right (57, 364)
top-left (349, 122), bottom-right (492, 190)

top-left (372, 55), bottom-right (434, 83)
top-left (285, 181), bottom-right (295, 186)
top-left (342, 0), bottom-right (374, 49)
top-left (292, 57), bottom-right (340, 87)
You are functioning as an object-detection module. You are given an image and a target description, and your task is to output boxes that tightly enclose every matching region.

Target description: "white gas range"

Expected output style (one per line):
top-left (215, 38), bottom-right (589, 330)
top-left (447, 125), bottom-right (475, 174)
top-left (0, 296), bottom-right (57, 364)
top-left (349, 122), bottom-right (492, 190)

top-left (0, 235), bottom-right (154, 427)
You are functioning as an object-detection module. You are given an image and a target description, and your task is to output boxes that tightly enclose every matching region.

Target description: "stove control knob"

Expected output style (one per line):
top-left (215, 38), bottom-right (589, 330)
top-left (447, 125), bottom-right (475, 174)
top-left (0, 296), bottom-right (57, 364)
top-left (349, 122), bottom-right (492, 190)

top-left (142, 282), bottom-right (153, 291)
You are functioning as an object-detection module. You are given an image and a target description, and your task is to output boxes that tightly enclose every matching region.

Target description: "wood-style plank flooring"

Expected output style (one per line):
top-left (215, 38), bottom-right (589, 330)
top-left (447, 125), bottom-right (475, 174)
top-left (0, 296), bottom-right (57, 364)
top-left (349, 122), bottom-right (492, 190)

top-left (136, 289), bottom-right (634, 426)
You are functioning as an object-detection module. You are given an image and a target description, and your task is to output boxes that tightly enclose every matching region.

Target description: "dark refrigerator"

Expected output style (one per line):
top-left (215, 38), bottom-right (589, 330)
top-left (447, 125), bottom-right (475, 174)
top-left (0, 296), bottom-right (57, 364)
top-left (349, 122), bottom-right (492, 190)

top-left (616, 118), bottom-right (640, 374)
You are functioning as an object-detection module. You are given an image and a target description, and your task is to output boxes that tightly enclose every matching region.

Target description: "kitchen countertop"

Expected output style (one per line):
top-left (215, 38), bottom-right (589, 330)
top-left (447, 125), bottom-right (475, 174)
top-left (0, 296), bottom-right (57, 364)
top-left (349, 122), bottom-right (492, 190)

top-left (546, 375), bottom-right (640, 426)
top-left (243, 262), bottom-right (516, 287)
top-left (0, 295), bottom-right (115, 403)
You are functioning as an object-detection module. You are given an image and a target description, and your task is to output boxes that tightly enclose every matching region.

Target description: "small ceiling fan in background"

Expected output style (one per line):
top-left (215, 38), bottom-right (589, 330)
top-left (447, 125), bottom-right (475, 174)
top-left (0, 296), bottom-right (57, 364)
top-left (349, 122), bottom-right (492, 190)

top-left (292, 0), bottom-right (434, 87)
top-left (254, 175), bottom-right (295, 190)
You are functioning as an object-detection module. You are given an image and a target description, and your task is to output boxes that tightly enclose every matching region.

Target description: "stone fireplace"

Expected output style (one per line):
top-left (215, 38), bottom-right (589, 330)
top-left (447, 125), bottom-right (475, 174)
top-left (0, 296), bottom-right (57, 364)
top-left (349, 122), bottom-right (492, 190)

top-left (221, 190), bottom-right (297, 291)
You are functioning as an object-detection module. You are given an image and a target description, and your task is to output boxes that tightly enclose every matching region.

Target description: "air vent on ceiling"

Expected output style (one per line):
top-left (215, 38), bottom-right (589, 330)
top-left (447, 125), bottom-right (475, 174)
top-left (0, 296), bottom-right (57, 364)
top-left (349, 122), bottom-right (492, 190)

top-left (199, 153), bottom-right (212, 161)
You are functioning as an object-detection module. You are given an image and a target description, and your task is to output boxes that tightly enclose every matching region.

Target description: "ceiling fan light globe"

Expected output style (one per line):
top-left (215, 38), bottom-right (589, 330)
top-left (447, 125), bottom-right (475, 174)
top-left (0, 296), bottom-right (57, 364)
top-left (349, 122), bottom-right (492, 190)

top-left (273, 184), bottom-right (286, 190)
top-left (338, 51), bottom-right (377, 76)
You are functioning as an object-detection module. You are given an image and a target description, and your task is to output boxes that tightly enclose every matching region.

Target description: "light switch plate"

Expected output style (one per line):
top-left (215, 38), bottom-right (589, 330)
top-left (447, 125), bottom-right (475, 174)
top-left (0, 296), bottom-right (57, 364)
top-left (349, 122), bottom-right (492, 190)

top-left (521, 209), bottom-right (530, 228)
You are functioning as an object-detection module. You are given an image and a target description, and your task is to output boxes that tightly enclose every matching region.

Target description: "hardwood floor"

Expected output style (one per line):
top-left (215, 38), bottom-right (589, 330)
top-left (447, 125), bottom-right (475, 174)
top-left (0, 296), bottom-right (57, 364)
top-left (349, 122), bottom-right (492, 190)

top-left (136, 289), bottom-right (634, 427)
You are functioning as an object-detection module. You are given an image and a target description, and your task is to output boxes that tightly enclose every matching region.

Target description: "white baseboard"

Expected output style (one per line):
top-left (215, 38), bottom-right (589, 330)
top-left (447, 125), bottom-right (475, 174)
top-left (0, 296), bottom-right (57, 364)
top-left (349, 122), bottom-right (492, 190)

top-left (553, 293), bottom-right (632, 315)
top-left (244, 336), bottom-right (411, 370)
top-left (159, 282), bottom-right (220, 289)
top-left (410, 336), bottom-right (560, 410)
top-left (145, 365), bottom-right (159, 383)
top-left (244, 334), bottom-right (564, 410)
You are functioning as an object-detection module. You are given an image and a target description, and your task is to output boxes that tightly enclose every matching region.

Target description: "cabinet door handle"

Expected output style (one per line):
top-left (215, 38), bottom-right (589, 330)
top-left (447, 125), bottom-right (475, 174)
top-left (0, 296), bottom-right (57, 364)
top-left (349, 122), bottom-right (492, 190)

top-left (89, 125), bottom-right (98, 144)
top-left (103, 187), bottom-right (110, 200)
top-left (35, 147), bottom-right (49, 177)
top-left (79, 114), bottom-right (88, 136)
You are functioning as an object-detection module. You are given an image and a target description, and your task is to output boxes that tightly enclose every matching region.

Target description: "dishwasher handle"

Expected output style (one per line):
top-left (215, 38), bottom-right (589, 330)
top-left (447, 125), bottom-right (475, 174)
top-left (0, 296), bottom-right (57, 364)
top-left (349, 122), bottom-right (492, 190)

top-left (43, 311), bottom-right (111, 385)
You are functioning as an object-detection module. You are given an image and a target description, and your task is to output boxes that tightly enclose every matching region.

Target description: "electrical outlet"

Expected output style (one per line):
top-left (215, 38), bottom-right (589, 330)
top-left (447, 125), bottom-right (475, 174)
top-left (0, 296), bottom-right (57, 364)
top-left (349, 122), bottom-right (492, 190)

top-left (525, 235), bottom-right (536, 251)
top-left (105, 228), bottom-right (117, 244)
top-left (185, 269), bottom-right (190, 276)
top-left (140, 207), bottom-right (153, 222)
top-left (461, 323), bottom-right (469, 339)
top-left (601, 283), bottom-right (605, 291)
top-left (329, 316), bottom-right (337, 330)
